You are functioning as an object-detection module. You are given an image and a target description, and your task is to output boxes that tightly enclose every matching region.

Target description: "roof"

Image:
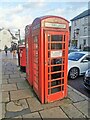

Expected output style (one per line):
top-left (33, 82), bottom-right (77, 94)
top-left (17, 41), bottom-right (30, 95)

top-left (71, 9), bottom-right (90, 21)
top-left (0, 28), bottom-right (18, 40)
top-left (8, 29), bottom-right (18, 40)
top-left (32, 15), bottom-right (69, 25)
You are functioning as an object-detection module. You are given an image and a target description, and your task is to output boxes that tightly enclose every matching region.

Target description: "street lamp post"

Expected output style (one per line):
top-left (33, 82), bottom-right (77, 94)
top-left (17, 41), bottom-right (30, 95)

top-left (15, 29), bottom-right (21, 44)
top-left (18, 29), bottom-right (21, 42)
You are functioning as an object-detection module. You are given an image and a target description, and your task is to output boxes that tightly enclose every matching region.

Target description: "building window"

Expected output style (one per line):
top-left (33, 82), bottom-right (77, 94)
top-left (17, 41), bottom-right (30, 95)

top-left (84, 27), bottom-right (87, 36)
top-left (83, 39), bottom-right (86, 46)
top-left (84, 17), bottom-right (88, 23)
top-left (74, 21), bottom-right (76, 26)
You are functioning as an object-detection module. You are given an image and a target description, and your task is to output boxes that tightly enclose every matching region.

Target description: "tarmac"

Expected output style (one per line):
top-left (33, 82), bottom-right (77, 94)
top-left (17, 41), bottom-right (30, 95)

top-left (0, 51), bottom-right (90, 119)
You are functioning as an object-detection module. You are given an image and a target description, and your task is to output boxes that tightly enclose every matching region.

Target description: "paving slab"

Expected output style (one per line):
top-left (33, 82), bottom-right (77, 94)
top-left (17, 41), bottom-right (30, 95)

top-left (0, 103), bottom-right (6, 119)
top-left (2, 83), bottom-right (17, 92)
top-left (8, 78), bottom-right (26, 83)
top-left (3, 68), bottom-right (13, 72)
top-left (6, 99), bottom-right (28, 112)
top-left (1, 79), bottom-right (8, 84)
top-left (60, 103), bottom-right (85, 118)
top-left (0, 92), bottom-right (2, 103)
top-left (73, 100), bottom-right (90, 118)
top-left (0, 84), bottom-right (1, 90)
top-left (4, 71), bottom-right (13, 75)
top-left (42, 98), bottom-right (72, 109)
top-left (68, 90), bottom-right (86, 102)
top-left (2, 91), bottom-right (9, 103)
top-left (0, 103), bottom-right (2, 119)
top-left (39, 107), bottom-right (68, 118)
top-left (2, 75), bottom-right (9, 79)
top-left (1, 71), bottom-right (4, 75)
top-left (10, 89), bottom-right (35, 101)
top-left (0, 74), bottom-right (2, 78)
top-left (27, 97), bottom-right (43, 112)
top-left (22, 112), bottom-right (41, 118)
top-left (20, 73), bottom-right (26, 78)
top-left (14, 116), bottom-right (22, 118)
top-left (17, 81), bottom-right (30, 90)
top-left (6, 108), bottom-right (31, 118)
top-left (10, 74), bottom-right (21, 79)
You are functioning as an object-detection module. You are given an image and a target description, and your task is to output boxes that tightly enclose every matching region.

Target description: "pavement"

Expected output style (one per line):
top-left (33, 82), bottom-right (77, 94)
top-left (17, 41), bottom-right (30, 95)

top-left (0, 51), bottom-right (90, 119)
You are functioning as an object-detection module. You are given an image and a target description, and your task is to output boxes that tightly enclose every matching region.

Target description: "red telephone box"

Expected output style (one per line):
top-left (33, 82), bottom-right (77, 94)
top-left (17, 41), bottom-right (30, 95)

top-left (31, 15), bottom-right (69, 103)
top-left (25, 25), bottom-right (33, 86)
top-left (19, 44), bottom-right (26, 69)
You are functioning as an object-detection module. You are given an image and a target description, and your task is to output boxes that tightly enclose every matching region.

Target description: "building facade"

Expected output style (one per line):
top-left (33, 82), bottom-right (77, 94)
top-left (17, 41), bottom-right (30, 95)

top-left (71, 9), bottom-right (90, 49)
top-left (0, 28), bottom-right (18, 50)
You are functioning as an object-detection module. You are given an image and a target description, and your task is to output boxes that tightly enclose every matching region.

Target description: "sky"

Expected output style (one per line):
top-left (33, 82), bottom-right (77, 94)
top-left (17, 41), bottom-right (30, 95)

top-left (0, 1), bottom-right (89, 39)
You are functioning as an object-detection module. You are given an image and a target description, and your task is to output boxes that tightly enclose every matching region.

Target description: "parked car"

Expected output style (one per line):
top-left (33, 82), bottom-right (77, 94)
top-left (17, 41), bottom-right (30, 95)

top-left (83, 46), bottom-right (90, 52)
top-left (68, 51), bottom-right (90, 79)
top-left (69, 48), bottom-right (81, 53)
top-left (83, 69), bottom-right (90, 90)
top-left (69, 47), bottom-right (81, 53)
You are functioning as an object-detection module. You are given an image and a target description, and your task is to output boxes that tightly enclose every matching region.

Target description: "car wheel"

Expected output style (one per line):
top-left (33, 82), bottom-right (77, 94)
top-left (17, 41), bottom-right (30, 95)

top-left (69, 67), bottom-right (79, 80)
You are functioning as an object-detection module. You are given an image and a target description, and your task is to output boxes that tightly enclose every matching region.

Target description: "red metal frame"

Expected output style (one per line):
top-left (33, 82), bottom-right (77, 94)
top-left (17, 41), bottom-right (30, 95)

top-left (25, 25), bottom-right (33, 86)
top-left (27, 16), bottom-right (69, 103)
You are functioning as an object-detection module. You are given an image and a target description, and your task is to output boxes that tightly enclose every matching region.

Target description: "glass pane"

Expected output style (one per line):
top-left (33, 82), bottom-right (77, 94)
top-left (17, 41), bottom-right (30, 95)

top-left (61, 72), bottom-right (64, 77)
top-left (63, 51), bottom-right (65, 56)
top-left (62, 65), bottom-right (64, 70)
top-left (51, 43), bottom-right (62, 49)
top-left (51, 35), bottom-right (63, 41)
top-left (62, 79), bottom-right (64, 84)
top-left (51, 80), bottom-right (62, 87)
top-left (64, 35), bottom-right (65, 41)
top-left (48, 43), bottom-right (50, 50)
top-left (63, 43), bottom-right (65, 49)
top-left (48, 67), bottom-right (51, 73)
top-left (48, 59), bottom-right (51, 65)
top-left (51, 73), bottom-right (61, 79)
top-left (51, 65), bottom-right (62, 72)
top-left (48, 74), bottom-right (51, 80)
top-left (62, 85), bottom-right (64, 91)
top-left (51, 86), bottom-right (61, 94)
top-left (48, 51), bottom-right (50, 58)
top-left (48, 35), bottom-right (50, 42)
top-left (48, 89), bottom-right (51, 94)
top-left (51, 58), bottom-right (62, 65)
top-left (34, 36), bottom-right (38, 43)
top-left (35, 44), bottom-right (38, 49)
top-left (48, 82), bottom-right (51, 87)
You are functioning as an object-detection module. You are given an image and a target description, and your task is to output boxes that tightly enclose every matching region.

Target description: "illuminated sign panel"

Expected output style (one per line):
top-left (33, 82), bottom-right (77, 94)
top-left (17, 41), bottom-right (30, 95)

top-left (45, 22), bottom-right (66, 28)
top-left (51, 50), bottom-right (62, 58)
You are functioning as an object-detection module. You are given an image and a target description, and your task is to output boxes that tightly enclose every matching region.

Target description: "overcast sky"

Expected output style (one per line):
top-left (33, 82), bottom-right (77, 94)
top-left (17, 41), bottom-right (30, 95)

top-left (0, 1), bottom-right (89, 39)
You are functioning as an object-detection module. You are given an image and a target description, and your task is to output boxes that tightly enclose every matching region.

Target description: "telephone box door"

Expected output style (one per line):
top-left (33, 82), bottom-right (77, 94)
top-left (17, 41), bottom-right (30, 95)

top-left (45, 31), bottom-right (68, 103)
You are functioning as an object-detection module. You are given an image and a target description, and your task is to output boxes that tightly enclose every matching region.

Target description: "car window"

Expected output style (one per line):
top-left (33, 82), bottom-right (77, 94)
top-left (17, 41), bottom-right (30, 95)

top-left (68, 52), bottom-right (85, 61)
top-left (83, 55), bottom-right (90, 62)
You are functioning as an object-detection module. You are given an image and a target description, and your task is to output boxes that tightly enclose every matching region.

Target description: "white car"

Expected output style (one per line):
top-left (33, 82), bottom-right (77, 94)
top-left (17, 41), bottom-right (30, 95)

top-left (68, 51), bottom-right (90, 79)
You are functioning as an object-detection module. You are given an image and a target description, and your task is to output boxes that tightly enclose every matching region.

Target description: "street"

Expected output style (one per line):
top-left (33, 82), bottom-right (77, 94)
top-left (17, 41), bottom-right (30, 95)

top-left (68, 76), bottom-right (90, 98)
